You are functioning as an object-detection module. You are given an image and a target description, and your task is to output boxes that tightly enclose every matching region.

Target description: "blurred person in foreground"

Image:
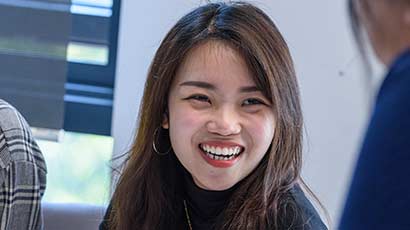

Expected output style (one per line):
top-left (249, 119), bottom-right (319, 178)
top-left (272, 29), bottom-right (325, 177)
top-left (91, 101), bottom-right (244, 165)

top-left (340, 0), bottom-right (410, 229)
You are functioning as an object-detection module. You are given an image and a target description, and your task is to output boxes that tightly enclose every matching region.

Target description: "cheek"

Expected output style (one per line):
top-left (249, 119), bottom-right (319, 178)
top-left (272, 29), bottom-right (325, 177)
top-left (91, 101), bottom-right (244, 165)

top-left (170, 106), bottom-right (203, 130)
top-left (247, 114), bottom-right (276, 149)
top-left (242, 115), bottom-right (275, 176)
top-left (168, 105), bottom-right (207, 148)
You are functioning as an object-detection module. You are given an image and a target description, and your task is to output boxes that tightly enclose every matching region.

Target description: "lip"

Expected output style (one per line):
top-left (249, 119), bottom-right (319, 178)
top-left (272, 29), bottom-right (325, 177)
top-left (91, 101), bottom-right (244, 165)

top-left (198, 141), bottom-right (244, 168)
top-left (199, 140), bottom-right (244, 149)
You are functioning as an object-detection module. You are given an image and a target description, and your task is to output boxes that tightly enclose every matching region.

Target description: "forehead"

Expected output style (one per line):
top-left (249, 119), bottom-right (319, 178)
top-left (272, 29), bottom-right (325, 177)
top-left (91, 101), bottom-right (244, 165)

top-left (173, 40), bottom-right (255, 86)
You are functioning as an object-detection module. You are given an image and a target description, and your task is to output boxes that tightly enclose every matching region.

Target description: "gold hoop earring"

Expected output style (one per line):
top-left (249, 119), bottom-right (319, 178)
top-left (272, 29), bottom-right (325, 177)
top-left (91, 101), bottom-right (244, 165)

top-left (152, 127), bottom-right (171, 155)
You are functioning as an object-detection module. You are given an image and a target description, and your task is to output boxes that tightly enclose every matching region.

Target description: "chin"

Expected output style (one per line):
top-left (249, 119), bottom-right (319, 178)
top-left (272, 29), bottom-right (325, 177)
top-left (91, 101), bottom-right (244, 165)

top-left (198, 178), bottom-right (239, 191)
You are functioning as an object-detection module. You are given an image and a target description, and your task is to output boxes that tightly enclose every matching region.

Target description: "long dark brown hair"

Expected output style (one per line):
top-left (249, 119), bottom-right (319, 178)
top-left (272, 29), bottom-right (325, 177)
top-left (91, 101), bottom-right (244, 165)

top-left (109, 2), bottom-right (324, 229)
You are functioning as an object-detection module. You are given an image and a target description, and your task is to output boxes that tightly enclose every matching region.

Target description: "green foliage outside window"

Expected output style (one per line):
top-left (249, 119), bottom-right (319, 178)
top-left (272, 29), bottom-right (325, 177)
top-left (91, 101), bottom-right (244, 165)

top-left (38, 132), bottom-right (113, 205)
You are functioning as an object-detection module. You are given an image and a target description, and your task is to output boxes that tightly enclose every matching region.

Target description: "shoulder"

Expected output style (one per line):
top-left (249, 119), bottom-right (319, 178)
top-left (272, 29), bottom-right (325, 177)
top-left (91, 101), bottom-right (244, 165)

top-left (377, 49), bottom-right (410, 106)
top-left (339, 50), bottom-right (410, 229)
top-left (277, 185), bottom-right (327, 230)
top-left (358, 49), bottom-right (410, 166)
top-left (0, 99), bottom-right (22, 130)
top-left (0, 99), bottom-right (31, 137)
top-left (99, 204), bottom-right (112, 230)
top-left (0, 99), bottom-right (46, 174)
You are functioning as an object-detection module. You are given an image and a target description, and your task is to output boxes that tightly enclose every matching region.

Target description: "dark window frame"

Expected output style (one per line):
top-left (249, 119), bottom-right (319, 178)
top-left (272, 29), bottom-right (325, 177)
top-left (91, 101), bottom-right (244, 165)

top-left (64, 0), bottom-right (121, 136)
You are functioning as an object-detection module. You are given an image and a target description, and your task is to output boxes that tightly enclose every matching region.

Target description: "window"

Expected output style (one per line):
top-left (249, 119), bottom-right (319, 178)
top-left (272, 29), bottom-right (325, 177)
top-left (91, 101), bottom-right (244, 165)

top-left (0, 0), bottom-right (121, 205)
top-left (39, 131), bottom-right (113, 205)
top-left (65, 0), bottom-right (121, 136)
top-left (0, 0), bottom-right (121, 136)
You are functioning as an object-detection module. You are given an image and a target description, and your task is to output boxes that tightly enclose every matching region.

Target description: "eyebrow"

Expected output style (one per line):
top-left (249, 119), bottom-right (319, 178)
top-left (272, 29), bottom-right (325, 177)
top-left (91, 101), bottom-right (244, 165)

top-left (179, 81), bottom-right (215, 90)
top-left (179, 81), bottom-right (261, 93)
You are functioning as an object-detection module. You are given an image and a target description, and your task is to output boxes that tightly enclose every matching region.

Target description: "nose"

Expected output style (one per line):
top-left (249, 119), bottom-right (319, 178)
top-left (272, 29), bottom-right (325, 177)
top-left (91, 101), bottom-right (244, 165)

top-left (206, 105), bottom-right (241, 136)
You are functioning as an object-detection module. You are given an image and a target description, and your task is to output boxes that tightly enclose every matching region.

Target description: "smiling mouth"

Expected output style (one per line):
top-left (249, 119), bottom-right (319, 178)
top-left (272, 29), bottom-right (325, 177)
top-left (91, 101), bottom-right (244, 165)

top-left (198, 144), bottom-right (244, 161)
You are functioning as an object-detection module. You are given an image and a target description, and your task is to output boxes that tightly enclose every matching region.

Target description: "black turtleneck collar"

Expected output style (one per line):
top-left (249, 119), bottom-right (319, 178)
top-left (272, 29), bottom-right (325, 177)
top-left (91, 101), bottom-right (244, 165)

top-left (183, 171), bottom-right (239, 230)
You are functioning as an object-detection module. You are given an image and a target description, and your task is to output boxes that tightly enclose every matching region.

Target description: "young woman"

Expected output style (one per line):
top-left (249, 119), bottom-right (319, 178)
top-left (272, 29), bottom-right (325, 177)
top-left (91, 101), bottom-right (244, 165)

top-left (101, 2), bottom-right (327, 230)
top-left (340, 0), bottom-right (410, 229)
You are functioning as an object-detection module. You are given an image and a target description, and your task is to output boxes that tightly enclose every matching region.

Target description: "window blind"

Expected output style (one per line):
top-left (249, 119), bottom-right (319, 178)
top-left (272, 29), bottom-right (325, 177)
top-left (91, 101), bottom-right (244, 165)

top-left (0, 0), bottom-right (121, 135)
top-left (0, 0), bottom-right (71, 130)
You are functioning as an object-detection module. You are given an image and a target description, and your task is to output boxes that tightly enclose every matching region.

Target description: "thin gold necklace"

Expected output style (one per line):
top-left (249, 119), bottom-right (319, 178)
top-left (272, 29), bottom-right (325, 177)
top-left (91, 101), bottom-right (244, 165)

top-left (183, 199), bottom-right (193, 230)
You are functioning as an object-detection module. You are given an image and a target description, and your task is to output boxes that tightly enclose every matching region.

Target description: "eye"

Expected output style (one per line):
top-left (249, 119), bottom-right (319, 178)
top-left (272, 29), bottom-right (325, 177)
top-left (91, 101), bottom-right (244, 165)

top-left (185, 94), bottom-right (211, 104)
top-left (242, 98), bottom-right (265, 106)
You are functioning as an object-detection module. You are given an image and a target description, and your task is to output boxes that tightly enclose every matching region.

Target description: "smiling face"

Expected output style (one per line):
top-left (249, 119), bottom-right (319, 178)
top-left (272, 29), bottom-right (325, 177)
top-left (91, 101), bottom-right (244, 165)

top-left (162, 40), bottom-right (276, 191)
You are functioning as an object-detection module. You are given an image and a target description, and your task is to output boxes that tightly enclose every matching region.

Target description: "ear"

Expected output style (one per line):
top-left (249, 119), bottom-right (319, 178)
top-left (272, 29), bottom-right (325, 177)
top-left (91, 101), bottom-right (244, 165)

top-left (161, 113), bottom-right (169, 129)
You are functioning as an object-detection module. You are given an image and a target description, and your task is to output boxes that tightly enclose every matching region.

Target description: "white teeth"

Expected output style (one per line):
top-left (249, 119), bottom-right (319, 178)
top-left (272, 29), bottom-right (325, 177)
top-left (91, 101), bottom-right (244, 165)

top-left (235, 147), bottom-right (240, 154)
top-left (200, 144), bottom-right (243, 160)
top-left (215, 147), bottom-right (222, 155)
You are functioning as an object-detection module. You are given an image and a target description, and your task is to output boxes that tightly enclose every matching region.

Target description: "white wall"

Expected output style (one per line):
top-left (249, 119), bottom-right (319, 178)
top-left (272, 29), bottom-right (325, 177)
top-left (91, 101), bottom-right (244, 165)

top-left (111, 0), bottom-right (369, 227)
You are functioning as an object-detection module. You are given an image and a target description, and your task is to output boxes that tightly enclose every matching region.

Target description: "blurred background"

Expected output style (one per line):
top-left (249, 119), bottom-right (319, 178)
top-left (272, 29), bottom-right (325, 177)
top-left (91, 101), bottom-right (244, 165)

top-left (0, 0), bottom-right (383, 228)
